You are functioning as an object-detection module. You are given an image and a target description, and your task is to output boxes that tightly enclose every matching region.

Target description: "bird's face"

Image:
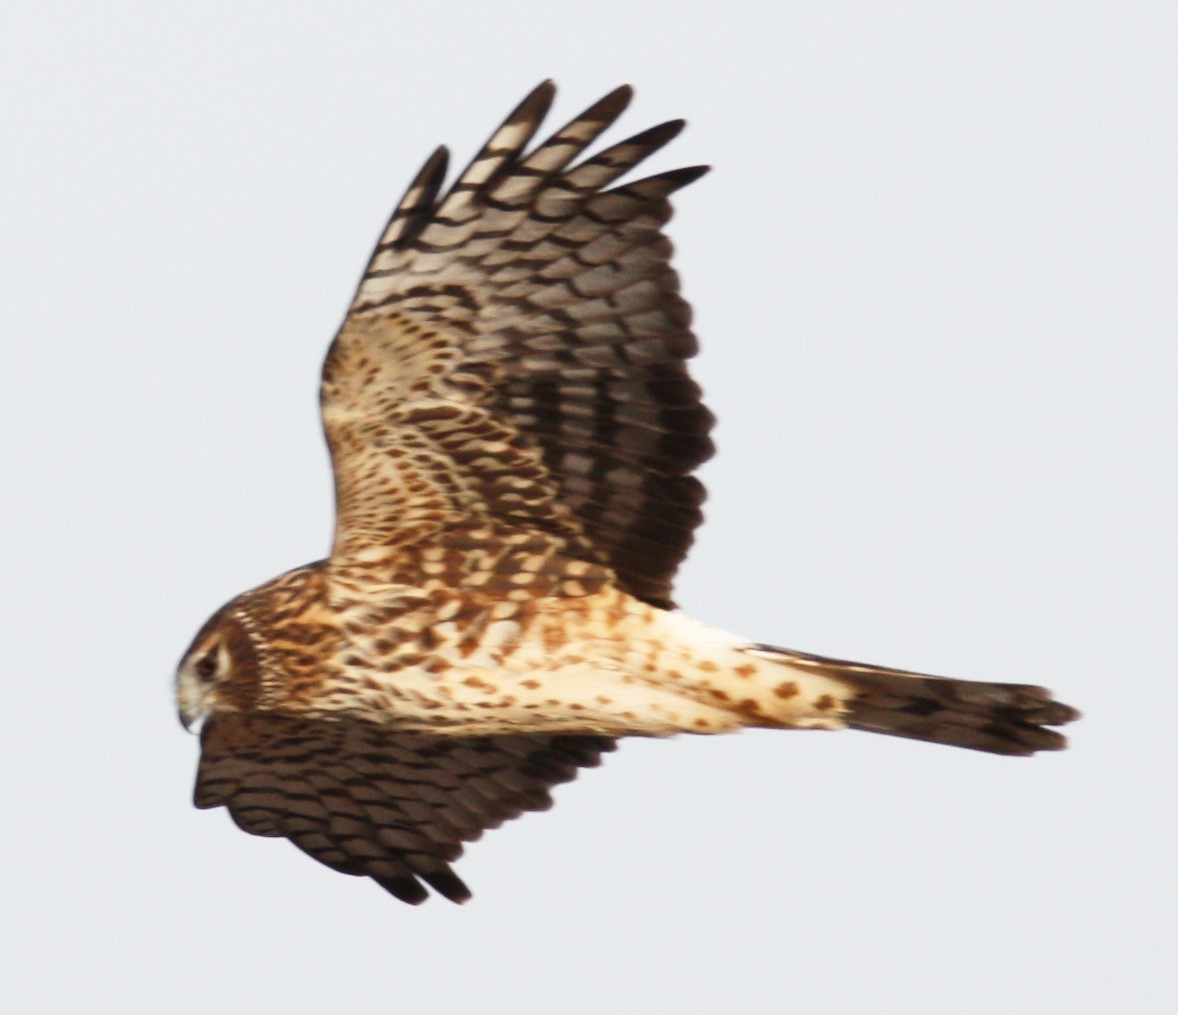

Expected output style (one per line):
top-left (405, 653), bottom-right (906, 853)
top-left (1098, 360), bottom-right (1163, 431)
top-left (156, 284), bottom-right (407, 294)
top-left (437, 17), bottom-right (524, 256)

top-left (176, 608), bottom-right (259, 731)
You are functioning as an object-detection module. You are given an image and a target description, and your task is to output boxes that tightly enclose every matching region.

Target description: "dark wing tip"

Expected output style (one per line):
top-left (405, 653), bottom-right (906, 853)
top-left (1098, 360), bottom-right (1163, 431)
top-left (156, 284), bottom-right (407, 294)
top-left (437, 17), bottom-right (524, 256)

top-left (509, 80), bottom-right (558, 125)
top-left (644, 118), bottom-right (687, 144)
top-left (665, 164), bottom-right (711, 189)
top-left (424, 144), bottom-right (450, 177)
top-left (375, 875), bottom-right (430, 905)
top-left (593, 83), bottom-right (634, 119)
top-left (413, 144), bottom-right (450, 207)
top-left (420, 868), bottom-right (473, 904)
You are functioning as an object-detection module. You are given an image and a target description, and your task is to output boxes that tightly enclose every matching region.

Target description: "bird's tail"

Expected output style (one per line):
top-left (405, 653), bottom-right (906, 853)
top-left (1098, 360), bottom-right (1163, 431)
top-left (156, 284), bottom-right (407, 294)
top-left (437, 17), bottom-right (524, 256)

top-left (751, 645), bottom-right (1081, 756)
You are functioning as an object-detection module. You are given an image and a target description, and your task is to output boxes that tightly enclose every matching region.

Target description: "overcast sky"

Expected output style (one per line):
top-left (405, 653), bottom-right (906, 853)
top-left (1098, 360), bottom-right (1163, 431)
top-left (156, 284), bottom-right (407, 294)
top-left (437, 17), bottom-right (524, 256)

top-left (2, 3), bottom-right (1175, 1013)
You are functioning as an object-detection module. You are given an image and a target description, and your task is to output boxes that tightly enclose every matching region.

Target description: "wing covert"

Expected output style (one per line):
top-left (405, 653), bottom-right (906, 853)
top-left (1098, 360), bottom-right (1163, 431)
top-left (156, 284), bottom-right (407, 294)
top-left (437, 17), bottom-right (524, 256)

top-left (321, 82), bottom-right (713, 607)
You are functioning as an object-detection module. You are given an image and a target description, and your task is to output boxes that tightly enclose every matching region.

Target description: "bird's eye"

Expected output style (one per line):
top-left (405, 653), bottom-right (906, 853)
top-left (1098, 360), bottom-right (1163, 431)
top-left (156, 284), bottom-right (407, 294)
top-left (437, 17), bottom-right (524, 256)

top-left (194, 652), bottom-right (219, 681)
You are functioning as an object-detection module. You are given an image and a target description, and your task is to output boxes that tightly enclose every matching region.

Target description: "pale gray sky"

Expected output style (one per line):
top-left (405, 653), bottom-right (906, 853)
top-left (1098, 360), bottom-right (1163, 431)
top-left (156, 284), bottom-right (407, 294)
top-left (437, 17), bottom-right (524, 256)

top-left (2, 3), bottom-right (1175, 1013)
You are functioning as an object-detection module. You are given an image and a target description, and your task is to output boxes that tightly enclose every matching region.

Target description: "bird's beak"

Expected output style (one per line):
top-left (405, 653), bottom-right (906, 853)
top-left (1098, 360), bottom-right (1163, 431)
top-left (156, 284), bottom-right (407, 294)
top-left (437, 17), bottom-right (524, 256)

top-left (176, 683), bottom-right (203, 732)
top-left (178, 706), bottom-right (207, 734)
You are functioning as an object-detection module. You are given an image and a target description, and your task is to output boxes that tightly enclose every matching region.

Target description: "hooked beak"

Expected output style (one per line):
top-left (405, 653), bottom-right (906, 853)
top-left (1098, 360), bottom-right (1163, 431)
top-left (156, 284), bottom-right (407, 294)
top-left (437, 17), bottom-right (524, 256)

top-left (178, 705), bottom-right (207, 734)
top-left (176, 683), bottom-right (205, 733)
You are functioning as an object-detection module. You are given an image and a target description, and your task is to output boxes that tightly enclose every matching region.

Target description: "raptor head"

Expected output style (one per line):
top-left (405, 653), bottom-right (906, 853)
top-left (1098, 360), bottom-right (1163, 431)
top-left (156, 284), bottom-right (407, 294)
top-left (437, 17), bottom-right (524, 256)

top-left (175, 605), bottom-right (260, 731)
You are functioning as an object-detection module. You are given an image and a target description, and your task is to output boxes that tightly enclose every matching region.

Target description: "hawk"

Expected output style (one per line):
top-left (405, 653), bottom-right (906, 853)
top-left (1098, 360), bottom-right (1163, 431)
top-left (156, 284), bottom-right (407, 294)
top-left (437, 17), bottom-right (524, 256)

top-left (177, 82), bottom-right (1079, 905)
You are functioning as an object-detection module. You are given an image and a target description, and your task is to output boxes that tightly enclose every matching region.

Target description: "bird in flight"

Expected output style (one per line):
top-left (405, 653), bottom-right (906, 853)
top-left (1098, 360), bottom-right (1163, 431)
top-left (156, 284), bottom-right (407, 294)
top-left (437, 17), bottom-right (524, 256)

top-left (177, 82), bottom-right (1079, 905)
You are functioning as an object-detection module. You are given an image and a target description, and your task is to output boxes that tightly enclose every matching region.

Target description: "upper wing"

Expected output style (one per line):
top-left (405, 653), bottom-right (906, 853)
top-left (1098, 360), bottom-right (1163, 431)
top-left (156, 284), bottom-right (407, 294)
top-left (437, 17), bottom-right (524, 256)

top-left (321, 82), bottom-right (713, 608)
top-left (195, 713), bottom-right (615, 904)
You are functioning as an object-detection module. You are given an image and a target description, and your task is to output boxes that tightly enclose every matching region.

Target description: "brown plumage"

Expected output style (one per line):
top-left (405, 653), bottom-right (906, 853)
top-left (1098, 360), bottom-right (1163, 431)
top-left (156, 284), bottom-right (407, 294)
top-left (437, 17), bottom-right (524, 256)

top-left (176, 82), bottom-right (1079, 905)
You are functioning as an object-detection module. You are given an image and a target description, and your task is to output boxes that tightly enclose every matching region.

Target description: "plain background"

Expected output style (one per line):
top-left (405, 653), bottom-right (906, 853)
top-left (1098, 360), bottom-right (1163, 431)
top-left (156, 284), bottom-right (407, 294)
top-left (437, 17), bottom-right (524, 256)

top-left (2, 3), bottom-right (1175, 1013)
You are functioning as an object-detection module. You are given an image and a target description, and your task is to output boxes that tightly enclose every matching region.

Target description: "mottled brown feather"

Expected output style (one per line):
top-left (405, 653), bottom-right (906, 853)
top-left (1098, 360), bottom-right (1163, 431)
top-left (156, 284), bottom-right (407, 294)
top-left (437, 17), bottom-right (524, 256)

top-left (322, 81), bottom-right (713, 607)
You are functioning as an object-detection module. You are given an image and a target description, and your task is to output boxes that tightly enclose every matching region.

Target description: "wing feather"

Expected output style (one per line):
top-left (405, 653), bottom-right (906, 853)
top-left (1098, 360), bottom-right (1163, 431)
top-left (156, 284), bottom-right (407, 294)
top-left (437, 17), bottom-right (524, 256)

top-left (196, 714), bottom-right (615, 904)
top-left (322, 83), bottom-right (712, 606)
top-left (376, 145), bottom-right (450, 251)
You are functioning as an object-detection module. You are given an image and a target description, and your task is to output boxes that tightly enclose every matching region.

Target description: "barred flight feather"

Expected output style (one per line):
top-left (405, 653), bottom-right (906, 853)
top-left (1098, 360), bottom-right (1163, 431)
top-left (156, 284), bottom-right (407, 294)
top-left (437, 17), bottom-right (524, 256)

top-left (327, 80), bottom-right (713, 606)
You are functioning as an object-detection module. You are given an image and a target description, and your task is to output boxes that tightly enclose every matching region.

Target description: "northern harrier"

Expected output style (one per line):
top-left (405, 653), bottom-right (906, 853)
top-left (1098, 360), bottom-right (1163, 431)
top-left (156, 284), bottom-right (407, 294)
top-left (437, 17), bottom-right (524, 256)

top-left (177, 83), bottom-right (1078, 904)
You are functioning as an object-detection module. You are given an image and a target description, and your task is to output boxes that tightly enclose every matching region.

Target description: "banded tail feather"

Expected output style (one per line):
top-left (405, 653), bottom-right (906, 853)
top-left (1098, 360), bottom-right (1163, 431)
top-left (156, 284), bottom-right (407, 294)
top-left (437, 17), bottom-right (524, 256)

top-left (752, 645), bottom-right (1080, 756)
